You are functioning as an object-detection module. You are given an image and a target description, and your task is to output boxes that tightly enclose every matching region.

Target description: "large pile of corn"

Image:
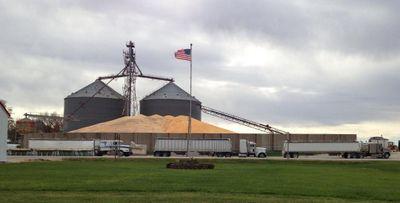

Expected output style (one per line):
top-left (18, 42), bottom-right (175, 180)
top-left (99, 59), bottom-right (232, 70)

top-left (70, 114), bottom-right (234, 134)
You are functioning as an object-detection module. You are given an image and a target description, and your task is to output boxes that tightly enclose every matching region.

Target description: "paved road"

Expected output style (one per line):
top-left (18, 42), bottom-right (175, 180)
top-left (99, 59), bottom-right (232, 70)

top-left (6, 152), bottom-right (400, 163)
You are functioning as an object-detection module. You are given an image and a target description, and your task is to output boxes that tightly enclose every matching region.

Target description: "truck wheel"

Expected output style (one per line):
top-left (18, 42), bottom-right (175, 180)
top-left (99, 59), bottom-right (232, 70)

top-left (350, 153), bottom-right (359, 159)
top-left (257, 153), bottom-right (266, 158)
top-left (216, 153), bottom-right (223, 157)
top-left (225, 153), bottom-right (232, 157)
top-left (383, 152), bottom-right (390, 159)
top-left (342, 153), bottom-right (349, 159)
top-left (283, 153), bottom-right (288, 158)
top-left (154, 151), bottom-right (161, 157)
top-left (289, 153), bottom-right (294, 158)
top-left (123, 152), bottom-right (130, 157)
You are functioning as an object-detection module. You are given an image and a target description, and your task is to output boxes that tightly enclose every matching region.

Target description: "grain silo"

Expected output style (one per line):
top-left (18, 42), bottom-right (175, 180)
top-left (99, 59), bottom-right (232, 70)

top-left (63, 80), bottom-right (125, 132)
top-left (140, 82), bottom-right (202, 120)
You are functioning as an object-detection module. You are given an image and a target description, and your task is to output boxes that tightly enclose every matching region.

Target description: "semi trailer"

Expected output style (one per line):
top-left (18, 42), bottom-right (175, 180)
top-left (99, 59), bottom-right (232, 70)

top-left (282, 140), bottom-right (391, 159)
top-left (28, 139), bottom-right (133, 156)
top-left (29, 139), bottom-right (94, 151)
top-left (154, 138), bottom-right (267, 158)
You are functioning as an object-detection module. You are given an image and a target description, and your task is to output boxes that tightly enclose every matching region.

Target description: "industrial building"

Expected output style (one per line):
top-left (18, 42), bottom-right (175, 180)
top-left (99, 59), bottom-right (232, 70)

top-left (21, 132), bottom-right (356, 154)
top-left (0, 101), bottom-right (10, 162)
top-left (63, 80), bottom-right (125, 132)
top-left (140, 82), bottom-right (202, 120)
top-left (23, 73), bottom-right (355, 155)
top-left (16, 42), bottom-right (359, 156)
top-left (20, 114), bottom-right (357, 154)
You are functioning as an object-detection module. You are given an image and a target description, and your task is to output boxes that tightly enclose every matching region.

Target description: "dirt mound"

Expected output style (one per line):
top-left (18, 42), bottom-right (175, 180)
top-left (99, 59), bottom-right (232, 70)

top-left (69, 114), bottom-right (234, 134)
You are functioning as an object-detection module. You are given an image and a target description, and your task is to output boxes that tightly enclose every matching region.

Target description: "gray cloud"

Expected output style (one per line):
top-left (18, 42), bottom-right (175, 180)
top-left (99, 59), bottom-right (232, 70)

top-left (0, 0), bottom-right (399, 138)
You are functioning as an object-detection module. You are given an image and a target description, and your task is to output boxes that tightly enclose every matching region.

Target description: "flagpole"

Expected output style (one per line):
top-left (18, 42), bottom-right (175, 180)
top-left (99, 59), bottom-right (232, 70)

top-left (187, 43), bottom-right (193, 157)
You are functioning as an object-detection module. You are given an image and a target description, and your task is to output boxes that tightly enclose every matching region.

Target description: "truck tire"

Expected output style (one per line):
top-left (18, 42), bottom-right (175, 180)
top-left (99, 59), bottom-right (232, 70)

top-left (257, 153), bottom-right (266, 158)
top-left (383, 152), bottom-right (390, 159)
top-left (225, 152), bottom-right (232, 157)
top-left (162, 152), bottom-right (171, 157)
top-left (154, 151), bottom-right (161, 157)
top-left (283, 153), bottom-right (288, 158)
top-left (123, 152), bottom-right (130, 157)
top-left (342, 153), bottom-right (349, 159)
top-left (289, 153), bottom-right (295, 158)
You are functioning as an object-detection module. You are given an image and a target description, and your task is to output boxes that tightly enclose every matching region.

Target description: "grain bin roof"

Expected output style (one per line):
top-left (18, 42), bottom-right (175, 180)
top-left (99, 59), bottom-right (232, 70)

top-left (142, 82), bottom-right (200, 102)
top-left (69, 114), bottom-right (234, 134)
top-left (66, 80), bottom-right (124, 99)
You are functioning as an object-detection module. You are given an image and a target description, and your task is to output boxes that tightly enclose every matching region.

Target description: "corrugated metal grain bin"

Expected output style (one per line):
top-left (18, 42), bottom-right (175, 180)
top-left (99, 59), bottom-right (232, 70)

top-left (63, 80), bottom-right (125, 132)
top-left (140, 82), bottom-right (201, 120)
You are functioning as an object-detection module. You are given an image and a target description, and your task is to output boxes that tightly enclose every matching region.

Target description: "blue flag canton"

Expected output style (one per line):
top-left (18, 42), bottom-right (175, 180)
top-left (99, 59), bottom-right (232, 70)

top-left (184, 49), bottom-right (191, 55)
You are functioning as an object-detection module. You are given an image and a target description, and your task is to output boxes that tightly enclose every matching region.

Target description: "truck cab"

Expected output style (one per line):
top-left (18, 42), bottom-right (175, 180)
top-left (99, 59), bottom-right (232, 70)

top-left (94, 140), bottom-right (132, 156)
top-left (239, 139), bottom-right (267, 158)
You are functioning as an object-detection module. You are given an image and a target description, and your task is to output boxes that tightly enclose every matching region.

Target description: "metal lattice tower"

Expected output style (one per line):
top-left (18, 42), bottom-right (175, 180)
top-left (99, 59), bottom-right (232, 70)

top-left (95, 41), bottom-right (174, 117)
top-left (122, 41), bottom-right (141, 116)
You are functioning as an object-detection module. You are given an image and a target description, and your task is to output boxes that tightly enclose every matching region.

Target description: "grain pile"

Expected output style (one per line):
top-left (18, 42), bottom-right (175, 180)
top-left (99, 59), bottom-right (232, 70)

top-left (69, 114), bottom-right (235, 134)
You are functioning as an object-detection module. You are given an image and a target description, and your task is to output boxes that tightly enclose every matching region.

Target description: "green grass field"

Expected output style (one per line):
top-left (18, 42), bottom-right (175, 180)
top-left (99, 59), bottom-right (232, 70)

top-left (0, 158), bottom-right (399, 202)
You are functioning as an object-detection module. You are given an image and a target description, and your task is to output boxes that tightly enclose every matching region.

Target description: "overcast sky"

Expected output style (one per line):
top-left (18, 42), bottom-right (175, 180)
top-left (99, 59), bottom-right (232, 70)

top-left (0, 0), bottom-right (399, 141)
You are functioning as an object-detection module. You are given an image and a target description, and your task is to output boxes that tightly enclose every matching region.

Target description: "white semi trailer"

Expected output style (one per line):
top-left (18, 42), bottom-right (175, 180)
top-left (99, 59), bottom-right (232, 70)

top-left (154, 138), bottom-right (267, 158)
top-left (282, 141), bottom-right (391, 159)
top-left (28, 139), bottom-right (133, 156)
top-left (29, 139), bottom-right (94, 151)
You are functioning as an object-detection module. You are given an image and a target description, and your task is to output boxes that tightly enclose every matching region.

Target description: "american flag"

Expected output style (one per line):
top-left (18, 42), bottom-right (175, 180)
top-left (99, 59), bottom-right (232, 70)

top-left (174, 49), bottom-right (191, 61)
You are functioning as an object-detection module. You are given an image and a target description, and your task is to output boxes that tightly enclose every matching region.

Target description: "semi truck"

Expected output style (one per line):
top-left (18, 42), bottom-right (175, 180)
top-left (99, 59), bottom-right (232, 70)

top-left (94, 140), bottom-right (132, 156)
top-left (239, 139), bottom-right (267, 158)
top-left (153, 138), bottom-right (267, 158)
top-left (282, 140), bottom-right (391, 159)
top-left (28, 139), bottom-right (133, 157)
